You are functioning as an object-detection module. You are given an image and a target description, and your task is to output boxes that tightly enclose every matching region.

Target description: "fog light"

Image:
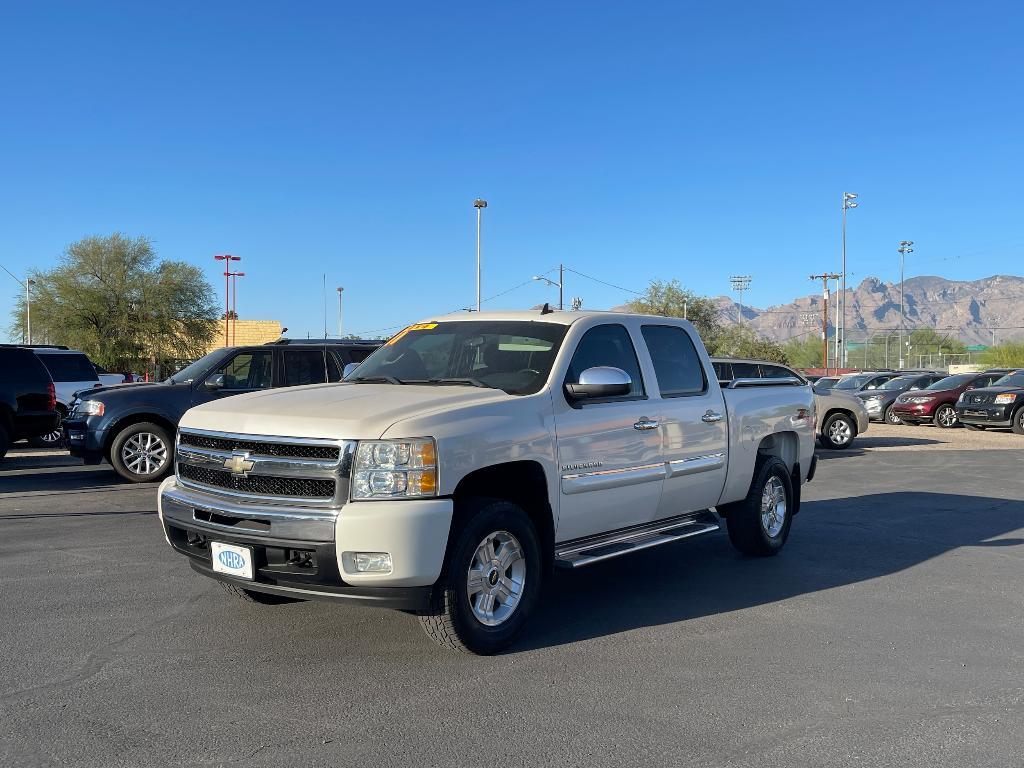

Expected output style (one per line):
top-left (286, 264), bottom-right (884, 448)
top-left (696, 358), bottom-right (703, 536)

top-left (343, 551), bottom-right (393, 574)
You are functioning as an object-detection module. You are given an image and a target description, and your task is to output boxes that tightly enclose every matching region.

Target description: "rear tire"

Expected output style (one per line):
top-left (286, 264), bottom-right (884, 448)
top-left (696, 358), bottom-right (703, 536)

top-left (884, 406), bottom-right (902, 425)
top-left (721, 456), bottom-right (793, 557)
top-left (418, 499), bottom-right (542, 654)
top-left (818, 413), bottom-right (855, 449)
top-left (933, 404), bottom-right (959, 428)
top-left (109, 422), bottom-right (174, 482)
top-left (219, 581), bottom-right (303, 605)
top-left (28, 406), bottom-right (67, 448)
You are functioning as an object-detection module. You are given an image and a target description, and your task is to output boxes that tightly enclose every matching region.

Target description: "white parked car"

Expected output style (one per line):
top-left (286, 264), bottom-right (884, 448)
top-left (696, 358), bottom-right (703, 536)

top-left (27, 347), bottom-right (104, 446)
top-left (158, 311), bottom-right (817, 653)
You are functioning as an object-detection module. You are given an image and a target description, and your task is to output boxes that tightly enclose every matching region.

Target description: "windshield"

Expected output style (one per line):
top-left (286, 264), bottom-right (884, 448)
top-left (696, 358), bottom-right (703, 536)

top-left (926, 374), bottom-right (974, 391)
top-left (348, 320), bottom-right (568, 395)
top-left (879, 375), bottom-right (918, 390)
top-left (835, 374), bottom-right (872, 390)
top-left (993, 373), bottom-right (1024, 387)
top-left (167, 350), bottom-right (226, 384)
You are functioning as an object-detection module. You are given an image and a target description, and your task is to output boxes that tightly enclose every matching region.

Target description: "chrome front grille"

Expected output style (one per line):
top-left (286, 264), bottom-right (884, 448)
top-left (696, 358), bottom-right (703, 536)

top-left (176, 429), bottom-right (354, 507)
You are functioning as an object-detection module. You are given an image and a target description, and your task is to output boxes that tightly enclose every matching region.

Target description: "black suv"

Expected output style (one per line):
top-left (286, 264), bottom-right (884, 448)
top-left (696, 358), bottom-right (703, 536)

top-left (955, 370), bottom-right (1024, 434)
top-left (64, 339), bottom-right (381, 482)
top-left (0, 346), bottom-right (61, 460)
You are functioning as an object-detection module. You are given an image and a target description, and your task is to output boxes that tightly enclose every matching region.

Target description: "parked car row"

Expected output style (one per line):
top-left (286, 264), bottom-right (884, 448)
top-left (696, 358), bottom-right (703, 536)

top-left (813, 367), bottom-right (1024, 434)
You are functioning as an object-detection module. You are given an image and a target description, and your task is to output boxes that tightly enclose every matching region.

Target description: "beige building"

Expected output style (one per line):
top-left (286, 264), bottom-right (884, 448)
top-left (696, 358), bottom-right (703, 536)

top-left (203, 319), bottom-right (283, 354)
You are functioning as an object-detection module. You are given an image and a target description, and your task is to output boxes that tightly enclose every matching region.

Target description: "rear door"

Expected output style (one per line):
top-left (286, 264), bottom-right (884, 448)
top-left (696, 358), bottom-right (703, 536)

top-left (643, 325), bottom-right (728, 519)
top-left (552, 323), bottom-right (663, 541)
top-left (281, 347), bottom-right (329, 387)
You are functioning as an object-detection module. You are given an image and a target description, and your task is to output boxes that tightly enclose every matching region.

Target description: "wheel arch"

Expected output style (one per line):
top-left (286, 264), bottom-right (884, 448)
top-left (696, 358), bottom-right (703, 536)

top-left (821, 408), bottom-right (858, 436)
top-left (449, 460), bottom-right (555, 577)
top-left (103, 412), bottom-right (177, 459)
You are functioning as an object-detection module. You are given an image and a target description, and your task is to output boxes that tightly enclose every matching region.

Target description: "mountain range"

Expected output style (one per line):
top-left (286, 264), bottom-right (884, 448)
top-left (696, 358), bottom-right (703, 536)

top-left (710, 275), bottom-right (1024, 346)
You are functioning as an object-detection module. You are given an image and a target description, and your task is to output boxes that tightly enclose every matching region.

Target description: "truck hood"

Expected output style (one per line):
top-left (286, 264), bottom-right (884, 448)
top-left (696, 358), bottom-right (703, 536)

top-left (178, 382), bottom-right (511, 440)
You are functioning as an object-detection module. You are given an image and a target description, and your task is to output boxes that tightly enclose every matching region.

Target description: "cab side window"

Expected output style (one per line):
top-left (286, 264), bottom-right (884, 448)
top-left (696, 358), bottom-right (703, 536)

top-left (759, 364), bottom-right (794, 379)
top-left (731, 362), bottom-right (760, 378)
top-left (565, 324), bottom-right (645, 400)
top-left (641, 325), bottom-right (706, 397)
top-left (216, 351), bottom-right (273, 390)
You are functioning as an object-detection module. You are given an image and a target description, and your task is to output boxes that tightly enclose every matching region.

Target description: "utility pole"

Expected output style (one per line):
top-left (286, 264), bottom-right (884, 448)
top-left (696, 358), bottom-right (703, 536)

top-left (897, 240), bottom-right (914, 370)
top-left (840, 192), bottom-right (859, 366)
top-left (336, 286), bottom-right (344, 337)
top-left (473, 199), bottom-right (488, 311)
top-left (214, 254), bottom-right (240, 346)
top-left (729, 275), bottom-right (752, 325)
top-left (810, 273), bottom-right (840, 373)
top-left (1, 265), bottom-right (33, 344)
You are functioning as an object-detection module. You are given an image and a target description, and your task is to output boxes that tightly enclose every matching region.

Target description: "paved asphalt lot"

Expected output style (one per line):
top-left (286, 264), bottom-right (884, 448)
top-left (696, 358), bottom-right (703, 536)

top-left (2, 428), bottom-right (1023, 767)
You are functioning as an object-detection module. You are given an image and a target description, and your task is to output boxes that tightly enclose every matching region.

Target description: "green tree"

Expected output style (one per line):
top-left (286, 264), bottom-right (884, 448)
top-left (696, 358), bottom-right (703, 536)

top-left (11, 234), bottom-right (218, 373)
top-left (708, 324), bottom-right (790, 364)
top-left (782, 335), bottom-right (824, 368)
top-left (625, 279), bottom-right (720, 343)
top-left (979, 341), bottom-right (1024, 368)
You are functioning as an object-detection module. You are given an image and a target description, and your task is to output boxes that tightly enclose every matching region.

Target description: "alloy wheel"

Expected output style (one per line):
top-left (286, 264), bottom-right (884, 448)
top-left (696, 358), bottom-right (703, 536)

top-left (828, 419), bottom-right (852, 445)
top-left (121, 432), bottom-right (168, 476)
top-left (466, 530), bottom-right (526, 627)
top-left (886, 408), bottom-right (902, 425)
top-left (937, 406), bottom-right (958, 428)
top-left (760, 476), bottom-right (787, 538)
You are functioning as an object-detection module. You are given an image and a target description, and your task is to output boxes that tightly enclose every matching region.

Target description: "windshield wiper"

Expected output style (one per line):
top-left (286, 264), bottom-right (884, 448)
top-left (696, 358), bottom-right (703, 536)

top-left (349, 375), bottom-right (405, 385)
top-left (403, 377), bottom-right (490, 388)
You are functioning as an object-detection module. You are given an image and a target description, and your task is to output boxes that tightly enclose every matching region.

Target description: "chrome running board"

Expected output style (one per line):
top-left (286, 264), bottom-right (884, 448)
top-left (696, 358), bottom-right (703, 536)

top-left (554, 510), bottom-right (720, 569)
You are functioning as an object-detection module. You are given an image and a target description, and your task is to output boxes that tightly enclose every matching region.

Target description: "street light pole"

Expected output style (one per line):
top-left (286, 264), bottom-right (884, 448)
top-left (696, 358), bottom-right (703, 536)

top-left (1, 264), bottom-right (33, 344)
top-left (336, 287), bottom-right (344, 337)
top-left (840, 192), bottom-right (858, 367)
top-left (230, 272), bottom-right (244, 345)
top-left (473, 199), bottom-right (488, 311)
top-left (532, 264), bottom-right (564, 310)
top-left (897, 240), bottom-right (914, 370)
top-left (729, 275), bottom-right (752, 325)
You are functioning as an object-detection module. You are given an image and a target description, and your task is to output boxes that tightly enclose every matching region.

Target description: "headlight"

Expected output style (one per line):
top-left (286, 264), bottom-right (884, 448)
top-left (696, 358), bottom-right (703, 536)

top-left (994, 393), bottom-right (1018, 404)
top-left (77, 400), bottom-right (105, 417)
top-left (865, 394), bottom-right (884, 400)
top-left (352, 438), bottom-right (437, 500)
top-left (909, 396), bottom-right (935, 404)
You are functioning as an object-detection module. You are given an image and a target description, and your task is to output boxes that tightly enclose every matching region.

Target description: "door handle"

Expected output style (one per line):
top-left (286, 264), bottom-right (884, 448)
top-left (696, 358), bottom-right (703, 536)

top-left (633, 417), bottom-right (659, 431)
top-left (702, 410), bottom-right (724, 423)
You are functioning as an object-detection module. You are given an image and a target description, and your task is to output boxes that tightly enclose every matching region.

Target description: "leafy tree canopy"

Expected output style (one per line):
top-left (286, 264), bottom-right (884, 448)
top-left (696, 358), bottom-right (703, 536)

top-left (11, 234), bottom-right (218, 373)
top-left (625, 279), bottom-right (720, 344)
top-left (979, 341), bottom-right (1024, 368)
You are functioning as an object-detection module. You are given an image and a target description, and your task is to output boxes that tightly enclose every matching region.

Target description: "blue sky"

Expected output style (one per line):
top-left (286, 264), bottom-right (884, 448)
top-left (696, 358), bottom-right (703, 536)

top-left (1, 1), bottom-right (1021, 340)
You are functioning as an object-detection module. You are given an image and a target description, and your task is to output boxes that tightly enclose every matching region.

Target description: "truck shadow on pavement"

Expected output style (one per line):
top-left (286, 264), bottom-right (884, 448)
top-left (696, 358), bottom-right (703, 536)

top-left (513, 491), bottom-right (1024, 652)
top-left (0, 466), bottom-right (145, 496)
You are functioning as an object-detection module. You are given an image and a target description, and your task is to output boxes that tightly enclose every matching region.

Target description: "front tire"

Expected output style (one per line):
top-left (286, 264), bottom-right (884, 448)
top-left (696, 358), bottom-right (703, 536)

top-left (721, 456), bottom-right (794, 557)
top-left (933, 404), bottom-right (959, 428)
top-left (819, 413), bottom-right (855, 449)
top-left (1012, 408), bottom-right (1024, 436)
top-left (418, 499), bottom-right (541, 654)
top-left (109, 422), bottom-right (173, 482)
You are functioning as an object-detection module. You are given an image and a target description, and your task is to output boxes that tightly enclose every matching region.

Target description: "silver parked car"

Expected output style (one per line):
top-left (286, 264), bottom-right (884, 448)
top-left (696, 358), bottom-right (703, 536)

top-left (711, 358), bottom-right (870, 449)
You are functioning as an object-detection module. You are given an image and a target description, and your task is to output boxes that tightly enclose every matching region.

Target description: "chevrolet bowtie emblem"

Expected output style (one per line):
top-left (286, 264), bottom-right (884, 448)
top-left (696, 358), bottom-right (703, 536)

top-left (223, 452), bottom-right (255, 475)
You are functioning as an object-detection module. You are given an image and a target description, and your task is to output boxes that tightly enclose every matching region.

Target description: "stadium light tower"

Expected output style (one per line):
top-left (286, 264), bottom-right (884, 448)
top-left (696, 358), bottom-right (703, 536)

top-left (839, 192), bottom-right (858, 366)
top-left (473, 199), bottom-right (488, 311)
top-left (729, 275), bottom-right (752, 325)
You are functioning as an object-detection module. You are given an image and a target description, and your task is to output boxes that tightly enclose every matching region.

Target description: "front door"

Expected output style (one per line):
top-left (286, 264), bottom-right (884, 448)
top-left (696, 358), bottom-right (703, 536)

top-left (193, 350), bottom-right (275, 406)
top-left (641, 325), bottom-right (728, 518)
top-left (553, 323), bottom-right (664, 542)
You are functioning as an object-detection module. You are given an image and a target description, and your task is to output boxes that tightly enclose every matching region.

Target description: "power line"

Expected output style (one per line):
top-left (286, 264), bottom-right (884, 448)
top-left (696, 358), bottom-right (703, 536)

top-left (563, 267), bottom-right (644, 296)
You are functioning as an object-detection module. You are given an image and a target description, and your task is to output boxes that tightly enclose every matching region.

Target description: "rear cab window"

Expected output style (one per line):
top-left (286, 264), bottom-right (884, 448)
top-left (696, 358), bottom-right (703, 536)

top-left (641, 325), bottom-right (706, 397)
top-left (36, 353), bottom-right (98, 383)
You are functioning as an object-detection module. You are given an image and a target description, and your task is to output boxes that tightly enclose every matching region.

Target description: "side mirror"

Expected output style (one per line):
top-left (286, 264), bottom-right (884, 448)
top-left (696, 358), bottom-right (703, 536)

top-left (203, 373), bottom-right (225, 390)
top-left (565, 366), bottom-right (632, 401)
top-left (343, 362), bottom-right (361, 379)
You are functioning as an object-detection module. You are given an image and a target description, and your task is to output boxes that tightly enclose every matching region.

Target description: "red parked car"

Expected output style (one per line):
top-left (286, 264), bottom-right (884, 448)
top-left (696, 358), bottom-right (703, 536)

top-left (890, 370), bottom-right (1013, 428)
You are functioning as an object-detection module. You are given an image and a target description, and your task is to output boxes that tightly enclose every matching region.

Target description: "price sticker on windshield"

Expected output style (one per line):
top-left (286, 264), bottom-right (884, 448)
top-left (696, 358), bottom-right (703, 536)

top-left (384, 322), bottom-right (439, 346)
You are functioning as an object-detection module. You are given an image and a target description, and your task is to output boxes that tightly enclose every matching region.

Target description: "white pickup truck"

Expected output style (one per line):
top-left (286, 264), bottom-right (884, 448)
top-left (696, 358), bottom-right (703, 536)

top-left (158, 311), bottom-right (817, 653)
